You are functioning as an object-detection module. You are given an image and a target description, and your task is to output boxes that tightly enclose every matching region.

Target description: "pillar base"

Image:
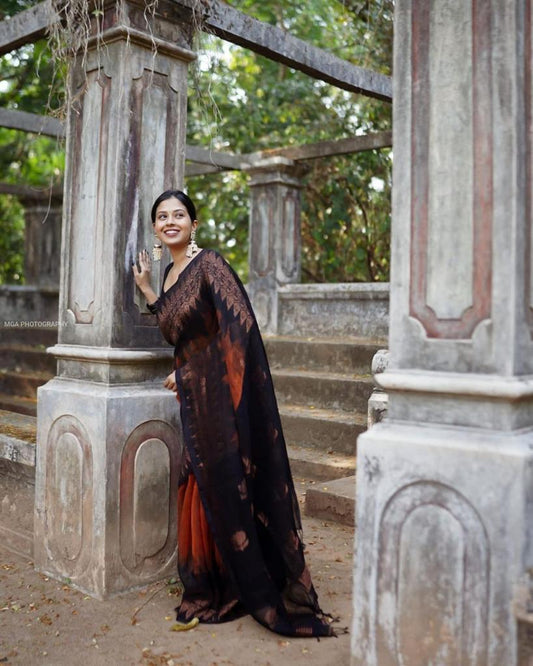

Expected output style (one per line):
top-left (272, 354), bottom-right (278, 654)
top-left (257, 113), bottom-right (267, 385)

top-left (34, 377), bottom-right (182, 599)
top-left (352, 421), bottom-right (533, 666)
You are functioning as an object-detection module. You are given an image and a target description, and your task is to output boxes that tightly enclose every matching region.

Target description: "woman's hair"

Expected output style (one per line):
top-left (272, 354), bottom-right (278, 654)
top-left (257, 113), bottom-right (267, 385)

top-left (151, 190), bottom-right (197, 224)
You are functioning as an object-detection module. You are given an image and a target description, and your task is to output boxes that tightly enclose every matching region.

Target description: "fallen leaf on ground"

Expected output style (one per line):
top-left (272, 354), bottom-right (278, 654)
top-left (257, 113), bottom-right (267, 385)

top-left (170, 617), bottom-right (199, 632)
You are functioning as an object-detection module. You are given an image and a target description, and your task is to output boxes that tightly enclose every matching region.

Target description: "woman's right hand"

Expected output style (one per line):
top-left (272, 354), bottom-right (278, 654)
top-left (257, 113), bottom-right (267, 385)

top-left (164, 371), bottom-right (178, 393)
top-left (132, 250), bottom-right (152, 292)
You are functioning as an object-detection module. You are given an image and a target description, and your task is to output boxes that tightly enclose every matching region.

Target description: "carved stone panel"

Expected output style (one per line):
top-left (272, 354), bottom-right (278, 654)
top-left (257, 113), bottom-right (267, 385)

top-left (524, 1), bottom-right (533, 338)
top-left (250, 190), bottom-right (274, 277)
top-left (67, 70), bottom-right (111, 326)
top-left (280, 189), bottom-right (300, 281)
top-left (409, 0), bottom-right (492, 339)
top-left (44, 415), bottom-right (93, 578)
top-left (133, 438), bottom-right (170, 559)
top-left (119, 420), bottom-right (181, 577)
top-left (376, 481), bottom-right (489, 666)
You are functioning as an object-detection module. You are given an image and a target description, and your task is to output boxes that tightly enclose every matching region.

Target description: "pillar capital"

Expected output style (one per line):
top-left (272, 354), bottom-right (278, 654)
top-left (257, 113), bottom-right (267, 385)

top-left (246, 156), bottom-right (307, 188)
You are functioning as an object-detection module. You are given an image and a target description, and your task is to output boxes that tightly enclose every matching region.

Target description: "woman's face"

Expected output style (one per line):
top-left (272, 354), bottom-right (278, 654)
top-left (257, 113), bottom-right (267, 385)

top-left (154, 196), bottom-right (197, 250)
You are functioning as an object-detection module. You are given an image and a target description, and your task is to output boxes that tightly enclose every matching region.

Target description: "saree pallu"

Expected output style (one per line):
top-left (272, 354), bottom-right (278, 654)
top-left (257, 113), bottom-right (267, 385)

top-left (151, 249), bottom-right (334, 638)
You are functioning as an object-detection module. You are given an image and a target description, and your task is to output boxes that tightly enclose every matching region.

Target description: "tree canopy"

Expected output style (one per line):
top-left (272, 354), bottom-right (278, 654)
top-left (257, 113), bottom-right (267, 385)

top-left (0, 0), bottom-right (392, 284)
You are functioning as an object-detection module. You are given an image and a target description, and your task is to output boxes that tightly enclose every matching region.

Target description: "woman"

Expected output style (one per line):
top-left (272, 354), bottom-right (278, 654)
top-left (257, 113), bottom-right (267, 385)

top-left (133, 190), bottom-right (335, 638)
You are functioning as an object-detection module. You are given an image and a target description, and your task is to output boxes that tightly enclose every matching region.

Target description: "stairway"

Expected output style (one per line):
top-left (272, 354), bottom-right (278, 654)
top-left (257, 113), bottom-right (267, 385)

top-left (0, 331), bottom-right (381, 548)
top-left (0, 328), bottom-right (55, 556)
top-left (264, 335), bottom-right (382, 526)
top-left (0, 327), bottom-right (56, 416)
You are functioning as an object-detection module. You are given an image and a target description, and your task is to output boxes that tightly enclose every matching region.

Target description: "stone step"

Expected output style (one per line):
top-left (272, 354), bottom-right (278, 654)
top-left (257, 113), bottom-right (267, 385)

top-left (272, 368), bottom-right (374, 413)
top-left (0, 327), bottom-right (57, 346)
top-left (0, 411), bottom-right (37, 558)
top-left (287, 444), bottom-right (355, 481)
top-left (0, 409), bottom-right (37, 447)
top-left (305, 475), bottom-right (356, 526)
top-left (280, 404), bottom-right (365, 456)
top-left (0, 343), bottom-right (56, 373)
top-left (264, 335), bottom-right (383, 375)
top-left (0, 369), bottom-right (51, 399)
top-left (0, 393), bottom-right (37, 417)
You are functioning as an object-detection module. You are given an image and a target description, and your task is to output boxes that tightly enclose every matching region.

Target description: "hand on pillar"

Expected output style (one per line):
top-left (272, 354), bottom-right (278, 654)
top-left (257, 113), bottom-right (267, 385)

top-left (132, 250), bottom-right (158, 305)
top-left (163, 371), bottom-right (179, 397)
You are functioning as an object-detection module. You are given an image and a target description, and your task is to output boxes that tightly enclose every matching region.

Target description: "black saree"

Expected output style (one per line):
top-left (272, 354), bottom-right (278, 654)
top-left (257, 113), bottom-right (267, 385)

top-left (150, 249), bottom-right (334, 638)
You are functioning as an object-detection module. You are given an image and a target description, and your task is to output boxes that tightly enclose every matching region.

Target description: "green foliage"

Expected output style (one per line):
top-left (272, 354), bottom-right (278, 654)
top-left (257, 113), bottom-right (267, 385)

top-left (0, 34), bottom-right (65, 284)
top-left (187, 0), bottom-right (393, 282)
top-left (303, 150), bottom-right (391, 282)
top-left (0, 0), bottom-right (393, 284)
top-left (0, 195), bottom-right (25, 284)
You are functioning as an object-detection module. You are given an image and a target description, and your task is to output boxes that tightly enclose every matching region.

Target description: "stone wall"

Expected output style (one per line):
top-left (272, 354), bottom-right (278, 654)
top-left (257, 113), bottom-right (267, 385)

top-left (277, 282), bottom-right (389, 340)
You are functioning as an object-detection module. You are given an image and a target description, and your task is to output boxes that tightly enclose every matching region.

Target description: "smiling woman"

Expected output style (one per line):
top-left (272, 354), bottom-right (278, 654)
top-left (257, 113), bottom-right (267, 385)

top-left (132, 190), bottom-right (337, 638)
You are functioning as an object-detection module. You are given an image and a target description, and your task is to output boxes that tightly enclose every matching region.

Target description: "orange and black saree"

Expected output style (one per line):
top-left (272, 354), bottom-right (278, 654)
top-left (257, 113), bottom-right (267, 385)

top-left (150, 249), bottom-right (334, 637)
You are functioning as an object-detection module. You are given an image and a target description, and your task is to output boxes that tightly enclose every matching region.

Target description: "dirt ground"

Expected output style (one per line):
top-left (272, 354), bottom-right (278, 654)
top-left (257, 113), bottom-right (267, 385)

top-left (0, 479), bottom-right (354, 666)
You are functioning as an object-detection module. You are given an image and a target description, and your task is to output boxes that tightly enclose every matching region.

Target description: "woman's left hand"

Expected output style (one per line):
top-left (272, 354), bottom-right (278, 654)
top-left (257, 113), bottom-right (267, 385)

top-left (164, 371), bottom-right (178, 393)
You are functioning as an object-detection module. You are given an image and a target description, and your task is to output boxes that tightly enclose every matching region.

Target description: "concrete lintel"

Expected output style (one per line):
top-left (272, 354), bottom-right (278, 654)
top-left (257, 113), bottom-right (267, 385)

top-left (185, 144), bottom-right (249, 169)
top-left (0, 0), bottom-right (53, 56)
top-left (246, 156), bottom-right (296, 170)
top-left (378, 369), bottom-right (533, 401)
top-left (185, 132), bottom-right (393, 176)
top-left (0, 0), bottom-right (391, 101)
top-left (0, 182), bottom-right (63, 200)
top-left (0, 108), bottom-right (64, 138)
top-left (176, 0), bottom-right (392, 101)
top-left (248, 131), bottom-right (393, 163)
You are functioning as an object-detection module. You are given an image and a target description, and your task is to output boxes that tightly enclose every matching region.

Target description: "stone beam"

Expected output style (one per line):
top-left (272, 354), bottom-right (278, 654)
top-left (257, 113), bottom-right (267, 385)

top-left (185, 163), bottom-right (223, 177)
top-left (185, 144), bottom-right (247, 169)
top-left (0, 182), bottom-right (63, 199)
top-left (0, 0), bottom-right (391, 102)
top-left (251, 130), bottom-right (392, 162)
top-left (176, 0), bottom-right (392, 102)
top-left (0, 108), bottom-right (64, 138)
top-left (0, 0), bottom-right (52, 55)
top-left (184, 131), bottom-right (393, 177)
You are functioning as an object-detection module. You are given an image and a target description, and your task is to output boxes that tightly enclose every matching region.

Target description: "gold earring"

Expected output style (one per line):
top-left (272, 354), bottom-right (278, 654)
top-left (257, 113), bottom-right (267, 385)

top-left (186, 228), bottom-right (199, 258)
top-left (152, 236), bottom-right (162, 261)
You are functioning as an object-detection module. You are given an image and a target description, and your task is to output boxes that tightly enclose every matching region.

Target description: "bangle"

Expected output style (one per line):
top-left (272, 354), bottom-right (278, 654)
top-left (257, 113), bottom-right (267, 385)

top-left (147, 300), bottom-right (159, 314)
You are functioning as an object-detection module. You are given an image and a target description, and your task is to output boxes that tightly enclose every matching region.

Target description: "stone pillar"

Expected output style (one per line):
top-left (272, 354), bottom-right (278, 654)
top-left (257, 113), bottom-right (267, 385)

top-left (246, 157), bottom-right (303, 333)
top-left (34, 1), bottom-right (195, 598)
top-left (352, 2), bottom-right (533, 665)
top-left (21, 193), bottom-right (62, 289)
top-left (366, 348), bottom-right (388, 429)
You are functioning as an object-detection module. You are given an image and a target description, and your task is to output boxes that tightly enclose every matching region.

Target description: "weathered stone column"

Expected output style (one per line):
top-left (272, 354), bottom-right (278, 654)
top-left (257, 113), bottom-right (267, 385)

top-left (21, 192), bottom-right (62, 289)
top-left (246, 157), bottom-right (303, 333)
top-left (352, 2), bottom-right (533, 664)
top-left (34, 1), bottom-right (195, 598)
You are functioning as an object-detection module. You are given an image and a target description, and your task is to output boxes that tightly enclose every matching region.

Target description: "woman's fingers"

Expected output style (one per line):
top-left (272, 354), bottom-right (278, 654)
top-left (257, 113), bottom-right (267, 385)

top-left (132, 251), bottom-right (151, 285)
top-left (139, 249), bottom-right (151, 271)
top-left (164, 372), bottom-right (177, 392)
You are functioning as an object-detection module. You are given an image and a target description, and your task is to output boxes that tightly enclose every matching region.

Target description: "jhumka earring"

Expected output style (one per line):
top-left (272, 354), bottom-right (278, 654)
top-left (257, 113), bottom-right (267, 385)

top-left (186, 228), bottom-right (199, 258)
top-left (152, 236), bottom-right (162, 261)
